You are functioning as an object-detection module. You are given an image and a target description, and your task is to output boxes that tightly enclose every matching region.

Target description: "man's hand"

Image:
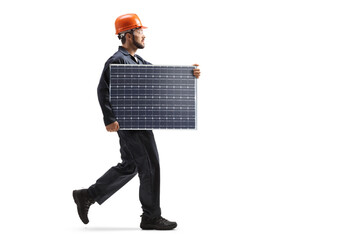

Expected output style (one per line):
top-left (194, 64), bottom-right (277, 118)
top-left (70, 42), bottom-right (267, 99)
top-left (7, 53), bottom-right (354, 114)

top-left (193, 64), bottom-right (201, 79)
top-left (106, 121), bottom-right (120, 132)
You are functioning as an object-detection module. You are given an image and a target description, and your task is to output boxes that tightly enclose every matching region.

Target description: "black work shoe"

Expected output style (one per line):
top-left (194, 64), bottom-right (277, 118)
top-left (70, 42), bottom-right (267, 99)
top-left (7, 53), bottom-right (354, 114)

top-left (72, 189), bottom-right (95, 224)
top-left (140, 215), bottom-right (177, 230)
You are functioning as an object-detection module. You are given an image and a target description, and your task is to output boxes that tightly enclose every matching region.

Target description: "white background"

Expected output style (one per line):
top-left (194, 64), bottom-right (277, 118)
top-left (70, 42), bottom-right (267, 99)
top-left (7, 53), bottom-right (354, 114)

top-left (0, 0), bottom-right (360, 239)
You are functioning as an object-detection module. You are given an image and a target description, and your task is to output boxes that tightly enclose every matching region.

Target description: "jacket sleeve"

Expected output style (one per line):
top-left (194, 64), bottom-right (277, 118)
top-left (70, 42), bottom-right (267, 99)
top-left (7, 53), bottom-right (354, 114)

top-left (97, 59), bottom-right (120, 126)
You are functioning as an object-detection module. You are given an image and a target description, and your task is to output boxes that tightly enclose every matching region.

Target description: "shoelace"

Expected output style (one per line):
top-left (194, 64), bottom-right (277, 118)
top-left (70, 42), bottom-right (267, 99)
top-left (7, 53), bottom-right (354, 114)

top-left (84, 199), bottom-right (94, 211)
top-left (157, 217), bottom-right (170, 224)
top-left (140, 215), bottom-right (172, 224)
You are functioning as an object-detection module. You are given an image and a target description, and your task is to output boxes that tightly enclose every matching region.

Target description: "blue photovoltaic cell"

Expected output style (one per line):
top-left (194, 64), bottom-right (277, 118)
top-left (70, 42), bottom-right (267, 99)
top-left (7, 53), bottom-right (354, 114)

top-left (110, 64), bottom-right (197, 130)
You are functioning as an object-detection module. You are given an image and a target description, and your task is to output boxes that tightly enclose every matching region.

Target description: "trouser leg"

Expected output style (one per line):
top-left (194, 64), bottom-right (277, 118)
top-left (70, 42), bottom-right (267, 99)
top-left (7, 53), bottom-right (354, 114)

top-left (136, 130), bottom-right (161, 218)
top-left (88, 131), bottom-right (137, 204)
top-left (87, 130), bottom-right (161, 217)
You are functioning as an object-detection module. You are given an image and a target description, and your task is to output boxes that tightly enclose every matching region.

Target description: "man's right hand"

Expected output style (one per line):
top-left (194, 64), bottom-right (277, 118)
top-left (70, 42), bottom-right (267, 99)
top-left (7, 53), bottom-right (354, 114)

top-left (106, 121), bottom-right (120, 132)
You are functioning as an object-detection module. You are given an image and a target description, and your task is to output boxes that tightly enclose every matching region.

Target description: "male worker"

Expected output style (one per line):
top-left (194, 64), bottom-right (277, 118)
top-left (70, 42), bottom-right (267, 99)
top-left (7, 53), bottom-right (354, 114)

top-left (73, 13), bottom-right (201, 230)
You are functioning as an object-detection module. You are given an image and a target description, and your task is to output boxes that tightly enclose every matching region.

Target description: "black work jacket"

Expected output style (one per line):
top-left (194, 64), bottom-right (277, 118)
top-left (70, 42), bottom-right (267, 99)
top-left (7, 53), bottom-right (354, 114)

top-left (97, 46), bottom-right (151, 126)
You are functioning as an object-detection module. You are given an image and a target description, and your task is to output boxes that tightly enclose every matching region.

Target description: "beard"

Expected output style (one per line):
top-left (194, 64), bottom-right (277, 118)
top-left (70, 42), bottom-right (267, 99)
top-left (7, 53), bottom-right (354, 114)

top-left (133, 35), bottom-right (145, 49)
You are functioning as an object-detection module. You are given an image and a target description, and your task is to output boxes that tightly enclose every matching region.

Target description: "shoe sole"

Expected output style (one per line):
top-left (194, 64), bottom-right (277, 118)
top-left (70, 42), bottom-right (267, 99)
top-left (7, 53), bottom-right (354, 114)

top-left (72, 190), bottom-right (89, 224)
top-left (140, 223), bottom-right (177, 230)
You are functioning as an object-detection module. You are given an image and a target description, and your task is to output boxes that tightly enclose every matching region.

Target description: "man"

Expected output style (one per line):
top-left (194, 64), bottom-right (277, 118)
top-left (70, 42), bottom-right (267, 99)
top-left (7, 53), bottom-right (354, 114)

top-left (73, 13), bottom-right (201, 230)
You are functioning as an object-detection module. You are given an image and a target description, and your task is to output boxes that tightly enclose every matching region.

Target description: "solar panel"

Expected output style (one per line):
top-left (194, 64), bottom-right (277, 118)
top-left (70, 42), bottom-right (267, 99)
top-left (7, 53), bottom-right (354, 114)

top-left (110, 64), bottom-right (197, 130)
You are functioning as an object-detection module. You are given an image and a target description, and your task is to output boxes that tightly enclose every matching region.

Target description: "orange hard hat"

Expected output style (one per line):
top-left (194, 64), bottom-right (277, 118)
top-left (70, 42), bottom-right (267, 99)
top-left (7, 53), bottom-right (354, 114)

top-left (115, 13), bottom-right (147, 35)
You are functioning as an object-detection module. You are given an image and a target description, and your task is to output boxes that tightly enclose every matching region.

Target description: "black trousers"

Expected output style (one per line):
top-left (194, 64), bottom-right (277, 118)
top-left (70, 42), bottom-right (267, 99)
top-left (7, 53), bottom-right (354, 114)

top-left (88, 130), bottom-right (161, 218)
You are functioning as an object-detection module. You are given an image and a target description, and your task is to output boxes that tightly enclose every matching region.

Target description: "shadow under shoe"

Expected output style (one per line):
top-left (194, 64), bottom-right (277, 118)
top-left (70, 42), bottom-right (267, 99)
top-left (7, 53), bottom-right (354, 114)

top-left (73, 189), bottom-right (95, 224)
top-left (140, 215), bottom-right (177, 230)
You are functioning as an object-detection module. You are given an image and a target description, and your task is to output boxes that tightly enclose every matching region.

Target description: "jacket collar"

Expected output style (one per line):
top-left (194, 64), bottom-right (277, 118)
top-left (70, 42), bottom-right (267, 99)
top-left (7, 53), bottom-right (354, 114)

top-left (118, 46), bottom-right (131, 55)
top-left (118, 46), bottom-right (141, 62)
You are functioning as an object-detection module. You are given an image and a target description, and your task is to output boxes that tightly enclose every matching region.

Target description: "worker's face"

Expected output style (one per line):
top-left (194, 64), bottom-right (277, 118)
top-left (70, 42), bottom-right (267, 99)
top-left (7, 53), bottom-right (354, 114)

top-left (132, 28), bottom-right (145, 49)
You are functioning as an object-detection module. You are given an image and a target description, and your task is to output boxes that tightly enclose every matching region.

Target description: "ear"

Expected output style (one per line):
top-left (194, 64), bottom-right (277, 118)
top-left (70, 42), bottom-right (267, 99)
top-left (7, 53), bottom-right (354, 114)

top-left (126, 33), bottom-right (133, 42)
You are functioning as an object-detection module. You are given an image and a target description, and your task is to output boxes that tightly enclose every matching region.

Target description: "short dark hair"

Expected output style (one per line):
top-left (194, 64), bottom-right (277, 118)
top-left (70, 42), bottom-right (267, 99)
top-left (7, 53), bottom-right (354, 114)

top-left (118, 33), bottom-right (125, 44)
top-left (118, 30), bottom-right (134, 44)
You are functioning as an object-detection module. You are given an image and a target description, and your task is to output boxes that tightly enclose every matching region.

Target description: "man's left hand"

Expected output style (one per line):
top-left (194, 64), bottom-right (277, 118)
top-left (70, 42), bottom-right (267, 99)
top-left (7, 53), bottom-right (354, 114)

top-left (193, 64), bottom-right (201, 79)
